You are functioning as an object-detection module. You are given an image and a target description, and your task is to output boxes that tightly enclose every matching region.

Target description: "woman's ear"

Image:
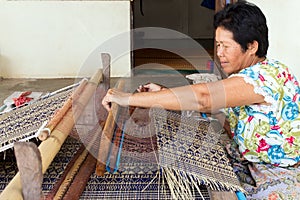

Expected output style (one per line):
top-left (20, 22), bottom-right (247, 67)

top-left (247, 41), bottom-right (259, 55)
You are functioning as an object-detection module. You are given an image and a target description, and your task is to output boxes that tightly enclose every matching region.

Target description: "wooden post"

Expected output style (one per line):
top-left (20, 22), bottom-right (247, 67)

top-left (101, 53), bottom-right (111, 91)
top-left (14, 142), bottom-right (43, 200)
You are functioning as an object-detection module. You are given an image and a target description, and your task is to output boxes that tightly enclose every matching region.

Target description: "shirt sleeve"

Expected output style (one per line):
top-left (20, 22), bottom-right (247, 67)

top-left (229, 64), bottom-right (279, 105)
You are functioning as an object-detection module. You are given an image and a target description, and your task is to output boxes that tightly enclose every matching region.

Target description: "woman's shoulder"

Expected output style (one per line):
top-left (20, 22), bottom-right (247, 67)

top-left (233, 58), bottom-right (291, 78)
top-left (244, 58), bottom-right (285, 70)
top-left (259, 58), bottom-right (289, 68)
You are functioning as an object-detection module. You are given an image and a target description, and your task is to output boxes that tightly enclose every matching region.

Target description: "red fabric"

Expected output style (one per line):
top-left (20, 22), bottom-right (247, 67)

top-left (13, 91), bottom-right (33, 107)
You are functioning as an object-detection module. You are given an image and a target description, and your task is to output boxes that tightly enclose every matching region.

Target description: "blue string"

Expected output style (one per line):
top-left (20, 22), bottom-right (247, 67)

top-left (106, 123), bottom-right (126, 173)
top-left (236, 191), bottom-right (247, 200)
top-left (114, 123), bottom-right (126, 172)
top-left (105, 125), bottom-right (116, 173)
top-left (201, 112), bottom-right (207, 118)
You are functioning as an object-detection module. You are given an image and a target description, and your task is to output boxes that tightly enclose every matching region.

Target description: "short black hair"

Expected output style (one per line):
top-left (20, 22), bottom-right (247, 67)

top-left (214, 1), bottom-right (268, 57)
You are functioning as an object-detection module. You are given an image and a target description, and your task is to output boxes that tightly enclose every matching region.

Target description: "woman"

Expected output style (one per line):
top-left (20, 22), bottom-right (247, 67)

top-left (102, 1), bottom-right (300, 198)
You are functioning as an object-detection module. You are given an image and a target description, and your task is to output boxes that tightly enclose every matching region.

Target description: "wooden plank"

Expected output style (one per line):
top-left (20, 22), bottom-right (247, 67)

top-left (14, 142), bottom-right (43, 200)
top-left (208, 189), bottom-right (238, 200)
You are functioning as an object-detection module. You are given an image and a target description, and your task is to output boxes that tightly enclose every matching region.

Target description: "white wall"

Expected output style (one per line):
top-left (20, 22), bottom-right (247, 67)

top-left (249, 0), bottom-right (300, 79)
top-left (1, 1), bottom-right (299, 79)
top-left (0, 1), bottom-right (131, 78)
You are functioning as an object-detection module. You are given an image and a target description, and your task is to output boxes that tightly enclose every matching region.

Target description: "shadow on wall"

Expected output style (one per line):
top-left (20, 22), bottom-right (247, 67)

top-left (0, 55), bottom-right (12, 79)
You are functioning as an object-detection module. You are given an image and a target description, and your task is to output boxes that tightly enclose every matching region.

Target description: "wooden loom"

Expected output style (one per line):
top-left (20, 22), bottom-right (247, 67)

top-left (0, 52), bottom-right (240, 200)
top-left (93, 68), bottom-right (239, 199)
top-left (0, 53), bottom-right (111, 200)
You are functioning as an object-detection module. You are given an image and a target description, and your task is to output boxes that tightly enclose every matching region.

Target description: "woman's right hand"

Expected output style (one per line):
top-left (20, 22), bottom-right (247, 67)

top-left (102, 88), bottom-right (131, 111)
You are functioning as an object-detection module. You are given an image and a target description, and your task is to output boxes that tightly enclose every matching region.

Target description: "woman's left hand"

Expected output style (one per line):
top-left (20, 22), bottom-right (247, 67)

top-left (137, 83), bottom-right (165, 92)
top-left (102, 88), bottom-right (131, 111)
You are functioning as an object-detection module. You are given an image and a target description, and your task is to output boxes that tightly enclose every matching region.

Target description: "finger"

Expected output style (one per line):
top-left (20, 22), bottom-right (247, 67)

top-left (108, 88), bottom-right (119, 95)
top-left (108, 88), bottom-right (114, 94)
top-left (103, 100), bottom-right (111, 111)
top-left (104, 105), bottom-right (111, 112)
top-left (102, 95), bottom-right (111, 111)
top-left (136, 85), bottom-right (142, 92)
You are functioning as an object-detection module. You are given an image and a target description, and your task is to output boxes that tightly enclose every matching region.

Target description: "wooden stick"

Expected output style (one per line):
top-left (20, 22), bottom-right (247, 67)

top-left (38, 79), bottom-right (88, 141)
top-left (101, 53), bottom-right (111, 91)
top-left (53, 149), bottom-right (89, 200)
top-left (44, 145), bottom-right (86, 200)
top-left (45, 116), bottom-right (105, 199)
top-left (0, 69), bottom-right (103, 200)
top-left (14, 142), bottom-right (43, 200)
top-left (62, 154), bottom-right (96, 200)
top-left (95, 80), bottom-right (125, 176)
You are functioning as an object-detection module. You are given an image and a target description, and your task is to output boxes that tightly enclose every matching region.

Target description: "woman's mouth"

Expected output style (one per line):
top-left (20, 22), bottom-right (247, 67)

top-left (220, 62), bottom-right (228, 68)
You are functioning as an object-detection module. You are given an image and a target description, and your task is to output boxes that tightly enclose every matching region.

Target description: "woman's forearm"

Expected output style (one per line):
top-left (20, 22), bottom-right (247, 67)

top-left (129, 84), bottom-right (209, 111)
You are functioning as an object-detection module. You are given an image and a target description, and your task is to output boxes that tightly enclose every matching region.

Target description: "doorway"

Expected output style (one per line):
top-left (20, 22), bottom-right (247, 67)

top-left (131, 0), bottom-right (216, 75)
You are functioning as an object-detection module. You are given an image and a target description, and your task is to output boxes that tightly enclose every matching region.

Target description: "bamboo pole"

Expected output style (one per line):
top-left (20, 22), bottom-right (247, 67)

top-left (95, 80), bottom-right (125, 176)
top-left (0, 69), bottom-right (103, 200)
top-left (38, 79), bottom-right (88, 141)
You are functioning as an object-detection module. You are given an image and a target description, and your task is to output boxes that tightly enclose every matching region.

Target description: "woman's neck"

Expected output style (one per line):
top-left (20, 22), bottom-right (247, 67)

top-left (251, 56), bottom-right (266, 66)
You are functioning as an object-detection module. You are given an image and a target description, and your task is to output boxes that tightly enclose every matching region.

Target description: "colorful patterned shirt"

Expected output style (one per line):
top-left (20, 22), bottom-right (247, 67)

top-left (226, 59), bottom-right (300, 167)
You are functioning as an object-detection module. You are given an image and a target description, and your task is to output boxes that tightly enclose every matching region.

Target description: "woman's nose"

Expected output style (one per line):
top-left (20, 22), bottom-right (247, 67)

top-left (217, 47), bottom-right (224, 58)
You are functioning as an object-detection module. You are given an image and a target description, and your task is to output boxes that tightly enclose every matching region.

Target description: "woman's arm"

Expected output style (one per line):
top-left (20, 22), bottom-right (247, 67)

top-left (102, 77), bottom-right (266, 112)
top-left (102, 83), bottom-right (208, 111)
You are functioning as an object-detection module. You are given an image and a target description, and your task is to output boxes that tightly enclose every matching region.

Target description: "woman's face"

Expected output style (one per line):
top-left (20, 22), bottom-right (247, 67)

top-left (215, 27), bottom-right (255, 75)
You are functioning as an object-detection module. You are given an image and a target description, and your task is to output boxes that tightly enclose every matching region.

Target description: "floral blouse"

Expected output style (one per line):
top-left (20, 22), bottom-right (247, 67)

top-left (226, 58), bottom-right (300, 167)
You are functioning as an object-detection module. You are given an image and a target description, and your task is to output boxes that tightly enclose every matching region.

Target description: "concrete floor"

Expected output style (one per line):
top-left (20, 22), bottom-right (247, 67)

top-left (0, 78), bottom-right (77, 105)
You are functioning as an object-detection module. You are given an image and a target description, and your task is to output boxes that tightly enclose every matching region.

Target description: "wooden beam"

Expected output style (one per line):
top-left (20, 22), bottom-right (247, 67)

top-left (101, 53), bottom-right (111, 91)
top-left (14, 142), bottom-right (43, 200)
